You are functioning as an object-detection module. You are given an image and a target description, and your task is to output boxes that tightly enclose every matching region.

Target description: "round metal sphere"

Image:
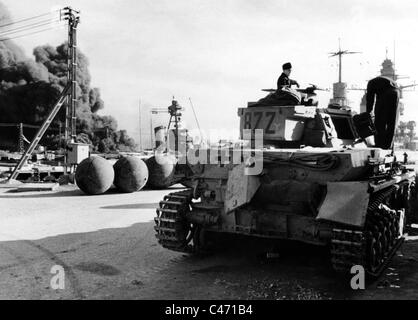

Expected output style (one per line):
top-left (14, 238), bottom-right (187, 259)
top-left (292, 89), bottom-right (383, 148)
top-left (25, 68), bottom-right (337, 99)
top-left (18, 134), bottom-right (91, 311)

top-left (145, 154), bottom-right (177, 189)
top-left (75, 156), bottom-right (114, 195)
top-left (113, 156), bottom-right (149, 193)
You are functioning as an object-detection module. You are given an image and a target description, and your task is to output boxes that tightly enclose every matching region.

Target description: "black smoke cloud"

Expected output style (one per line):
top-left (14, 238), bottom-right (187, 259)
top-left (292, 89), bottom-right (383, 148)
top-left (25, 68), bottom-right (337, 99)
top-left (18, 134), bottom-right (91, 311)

top-left (0, 2), bottom-right (136, 152)
top-left (32, 43), bottom-right (106, 131)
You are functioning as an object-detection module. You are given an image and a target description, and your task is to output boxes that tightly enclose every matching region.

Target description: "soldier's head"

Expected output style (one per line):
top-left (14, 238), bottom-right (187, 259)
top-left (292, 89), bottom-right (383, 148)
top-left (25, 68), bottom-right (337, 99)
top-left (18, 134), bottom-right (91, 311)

top-left (282, 62), bottom-right (292, 76)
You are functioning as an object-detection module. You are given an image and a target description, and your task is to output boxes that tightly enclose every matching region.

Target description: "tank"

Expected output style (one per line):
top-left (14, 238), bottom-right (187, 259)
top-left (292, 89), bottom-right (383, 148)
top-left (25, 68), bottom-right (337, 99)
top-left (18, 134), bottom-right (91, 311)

top-left (154, 86), bottom-right (416, 277)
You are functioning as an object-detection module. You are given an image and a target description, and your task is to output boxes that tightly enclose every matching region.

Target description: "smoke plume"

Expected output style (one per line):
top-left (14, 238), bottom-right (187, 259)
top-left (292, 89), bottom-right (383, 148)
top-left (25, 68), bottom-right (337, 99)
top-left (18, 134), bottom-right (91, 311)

top-left (0, 2), bottom-right (136, 152)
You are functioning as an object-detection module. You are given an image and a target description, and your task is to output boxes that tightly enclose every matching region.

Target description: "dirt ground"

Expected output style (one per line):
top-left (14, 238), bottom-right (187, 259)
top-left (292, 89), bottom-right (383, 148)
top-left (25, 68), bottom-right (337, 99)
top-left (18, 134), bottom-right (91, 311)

top-left (1, 184), bottom-right (418, 300)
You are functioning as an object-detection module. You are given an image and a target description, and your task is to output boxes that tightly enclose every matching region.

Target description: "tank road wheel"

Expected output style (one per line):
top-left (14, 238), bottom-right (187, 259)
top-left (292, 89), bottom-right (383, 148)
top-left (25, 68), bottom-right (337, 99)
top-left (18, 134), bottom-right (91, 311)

top-left (378, 218), bottom-right (391, 254)
top-left (366, 232), bottom-right (380, 274)
top-left (331, 186), bottom-right (407, 278)
top-left (154, 190), bottom-right (195, 253)
top-left (406, 179), bottom-right (418, 224)
top-left (192, 226), bottom-right (213, 255)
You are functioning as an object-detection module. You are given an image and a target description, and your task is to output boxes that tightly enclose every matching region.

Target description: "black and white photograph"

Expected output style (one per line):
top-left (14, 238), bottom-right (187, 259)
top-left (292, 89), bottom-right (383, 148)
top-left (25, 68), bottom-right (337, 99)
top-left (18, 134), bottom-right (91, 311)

top-left (0, 0), bottom-right (418, 309)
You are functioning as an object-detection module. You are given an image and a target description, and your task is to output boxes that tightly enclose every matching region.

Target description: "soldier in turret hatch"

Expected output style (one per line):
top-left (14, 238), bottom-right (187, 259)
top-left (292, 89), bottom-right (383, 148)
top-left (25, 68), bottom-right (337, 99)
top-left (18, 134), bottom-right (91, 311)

top-left (366, 76), bottom-right (400, 149)
top-left (277, 62), bottom-right (300, 90)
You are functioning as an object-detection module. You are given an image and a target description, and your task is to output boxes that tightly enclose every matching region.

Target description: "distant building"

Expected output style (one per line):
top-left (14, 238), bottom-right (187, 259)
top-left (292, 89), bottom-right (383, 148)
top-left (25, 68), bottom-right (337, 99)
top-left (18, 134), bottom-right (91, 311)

top-left (405, 138), bottom-right (418, 151)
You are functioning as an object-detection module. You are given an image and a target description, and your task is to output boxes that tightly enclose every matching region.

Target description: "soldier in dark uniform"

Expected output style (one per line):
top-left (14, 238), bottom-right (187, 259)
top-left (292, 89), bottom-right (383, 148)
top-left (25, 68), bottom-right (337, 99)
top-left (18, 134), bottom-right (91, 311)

top-left (366, 76), bottom-right (400, 149)
top-left (251, 62), bottom-right (301, 107)
top-left (277, 62), bottom-right (300, 89)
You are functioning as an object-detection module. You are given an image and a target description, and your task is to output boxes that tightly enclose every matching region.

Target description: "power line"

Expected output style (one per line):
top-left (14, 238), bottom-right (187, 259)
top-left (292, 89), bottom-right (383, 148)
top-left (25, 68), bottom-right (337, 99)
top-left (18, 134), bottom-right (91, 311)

top-left (0, 10), bottom-right (59, 29)
top-left (0, 25), bottom-right (66, 42)
top-left (0, 17), bottom-right (60, 33)
top-left (0, 19), bottom-right (62, 37)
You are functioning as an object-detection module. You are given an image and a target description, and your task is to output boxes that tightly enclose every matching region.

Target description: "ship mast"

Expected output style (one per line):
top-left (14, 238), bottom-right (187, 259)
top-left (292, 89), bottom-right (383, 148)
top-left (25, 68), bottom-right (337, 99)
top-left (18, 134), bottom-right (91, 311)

top-left (328, 39), bottom-right (361, 108)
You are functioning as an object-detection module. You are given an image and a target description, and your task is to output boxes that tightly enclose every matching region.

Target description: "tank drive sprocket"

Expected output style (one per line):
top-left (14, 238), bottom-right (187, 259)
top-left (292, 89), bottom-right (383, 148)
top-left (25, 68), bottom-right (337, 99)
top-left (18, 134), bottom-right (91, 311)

top-left (154, 189), bottom-right (195, 253)
top-left (331, 185), bottom-right (405, 277)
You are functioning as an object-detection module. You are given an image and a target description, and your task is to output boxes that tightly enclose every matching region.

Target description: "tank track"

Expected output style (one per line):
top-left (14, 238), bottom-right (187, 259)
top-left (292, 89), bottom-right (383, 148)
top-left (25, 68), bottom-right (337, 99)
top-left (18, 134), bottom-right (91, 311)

top-left (154, 189), bottom-right (194, 253)
top-left (331, 186), bottom-right (404, 278)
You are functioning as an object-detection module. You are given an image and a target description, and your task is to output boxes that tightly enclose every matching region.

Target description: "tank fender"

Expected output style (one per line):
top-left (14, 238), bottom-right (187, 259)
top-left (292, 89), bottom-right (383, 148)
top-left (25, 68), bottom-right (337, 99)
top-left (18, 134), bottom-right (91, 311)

top-left (316, 181), bottom-right (370, 227)
top-left (225, 163), bottom-right (261, 213)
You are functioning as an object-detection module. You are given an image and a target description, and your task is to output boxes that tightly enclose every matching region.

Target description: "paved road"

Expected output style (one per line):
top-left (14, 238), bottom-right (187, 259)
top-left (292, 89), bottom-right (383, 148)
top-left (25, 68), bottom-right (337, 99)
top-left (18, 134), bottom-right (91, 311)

top-left (1, 185), bottom-right (418, 300)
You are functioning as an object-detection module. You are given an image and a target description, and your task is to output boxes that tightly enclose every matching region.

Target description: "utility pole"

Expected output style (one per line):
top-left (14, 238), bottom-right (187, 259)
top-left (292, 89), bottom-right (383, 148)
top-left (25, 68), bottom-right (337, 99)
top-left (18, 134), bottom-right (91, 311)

top-left (18, 123), bottom-right (24, 153)
top-left (150, 115), bottom-right (154, 149)
top-left (61, 7), bottom-right (80, 144)
top-left (393, 40), bottom-right (397, 80)
top-left (139, 99), bottom-right (143, 151)
top-left (4, 8), bottom-right (80, 182)
top-left (58, 121), bottom-right (62, 148)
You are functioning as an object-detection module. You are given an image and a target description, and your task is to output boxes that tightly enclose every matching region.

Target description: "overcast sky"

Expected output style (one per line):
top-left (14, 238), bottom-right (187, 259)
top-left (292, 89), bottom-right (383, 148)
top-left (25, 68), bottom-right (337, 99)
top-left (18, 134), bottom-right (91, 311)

top-left (2, 0), bottom-right (418, 145)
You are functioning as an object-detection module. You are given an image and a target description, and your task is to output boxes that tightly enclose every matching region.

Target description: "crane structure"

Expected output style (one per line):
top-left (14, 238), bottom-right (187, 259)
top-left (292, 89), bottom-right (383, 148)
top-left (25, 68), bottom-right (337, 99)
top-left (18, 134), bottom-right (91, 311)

top-left (150, 99), bottom-right (185, 153)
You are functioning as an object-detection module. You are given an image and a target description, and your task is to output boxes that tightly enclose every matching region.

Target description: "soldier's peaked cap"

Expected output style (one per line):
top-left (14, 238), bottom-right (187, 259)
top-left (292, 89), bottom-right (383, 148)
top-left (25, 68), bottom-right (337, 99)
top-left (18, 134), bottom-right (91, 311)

top-left (282, 62), bottom-right (292, 70)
